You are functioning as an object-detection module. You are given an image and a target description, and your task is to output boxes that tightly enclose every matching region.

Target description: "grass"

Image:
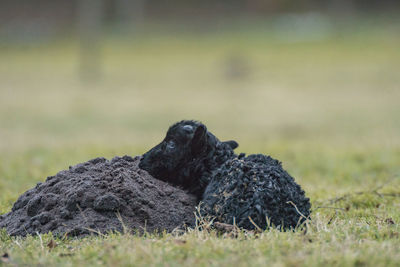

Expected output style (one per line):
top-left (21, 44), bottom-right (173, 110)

top-left (1, 15), bottom-right (400, 266)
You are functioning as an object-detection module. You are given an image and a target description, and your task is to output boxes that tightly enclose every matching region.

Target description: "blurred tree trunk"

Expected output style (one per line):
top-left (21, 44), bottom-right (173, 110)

top-left (77, 0), bottom-right (104, 82)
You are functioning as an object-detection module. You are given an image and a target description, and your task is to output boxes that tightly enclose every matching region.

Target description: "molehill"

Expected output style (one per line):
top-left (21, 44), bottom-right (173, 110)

top-left (0, 156), bottom-right (197, 237)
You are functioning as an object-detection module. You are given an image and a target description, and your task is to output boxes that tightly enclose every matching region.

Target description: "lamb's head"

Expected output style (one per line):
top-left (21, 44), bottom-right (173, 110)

top-left (139, 120), bottom-right (238, 196)
top-left (139, 120), bottom-right (207, 175)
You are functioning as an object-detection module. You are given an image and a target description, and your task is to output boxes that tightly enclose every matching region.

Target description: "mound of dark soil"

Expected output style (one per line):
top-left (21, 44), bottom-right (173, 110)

top-left (0, 156), bottom-right (197, 237)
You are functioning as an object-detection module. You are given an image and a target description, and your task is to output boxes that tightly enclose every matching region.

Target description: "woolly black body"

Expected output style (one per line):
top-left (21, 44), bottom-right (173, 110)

top-left (201, 154), bottom-right (311, 230)
top-left (139, 120), bottom-right (238, 198)
top-left (140, 120), bottom-right (311, 230)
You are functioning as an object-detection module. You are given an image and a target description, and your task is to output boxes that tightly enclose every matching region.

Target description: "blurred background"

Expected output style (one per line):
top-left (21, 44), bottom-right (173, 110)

top-left (0, 1), bottom-right (400, 201)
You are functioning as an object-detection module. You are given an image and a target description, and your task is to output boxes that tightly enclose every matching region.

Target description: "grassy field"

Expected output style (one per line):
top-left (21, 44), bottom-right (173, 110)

top-left (1, 16), bottom-right (400, 266)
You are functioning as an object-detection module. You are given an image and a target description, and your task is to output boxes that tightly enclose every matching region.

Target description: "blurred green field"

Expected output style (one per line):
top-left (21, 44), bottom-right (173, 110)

top-left (1, 17), bottom-right (400, 266)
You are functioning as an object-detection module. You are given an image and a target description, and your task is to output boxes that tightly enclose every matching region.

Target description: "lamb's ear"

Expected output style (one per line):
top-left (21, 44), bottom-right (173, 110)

top-left (191, 125), bottom-right (207, 155)
top-left (223, 140), bottom-right (239, 150)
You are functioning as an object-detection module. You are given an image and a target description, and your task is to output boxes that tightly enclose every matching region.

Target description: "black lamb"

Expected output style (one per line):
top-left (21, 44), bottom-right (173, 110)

top-left (201, 154), bottom-right (311, 230)
top-left (139, 120), bottom-right (311, 230)
top-left (139, 120), bottom-right (239, 199)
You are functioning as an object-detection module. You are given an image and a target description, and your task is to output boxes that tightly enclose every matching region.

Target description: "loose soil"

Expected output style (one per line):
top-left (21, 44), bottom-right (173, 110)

top-left (0, 156), bottom-right (197, 237)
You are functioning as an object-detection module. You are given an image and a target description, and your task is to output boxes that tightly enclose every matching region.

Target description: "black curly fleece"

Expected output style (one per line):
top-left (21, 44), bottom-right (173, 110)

top-left (201, 154), bottom-right (311, 230)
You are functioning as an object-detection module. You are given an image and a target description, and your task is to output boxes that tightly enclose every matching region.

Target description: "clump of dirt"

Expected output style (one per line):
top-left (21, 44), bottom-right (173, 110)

top-left (0, 156), bottom-right (197, 237)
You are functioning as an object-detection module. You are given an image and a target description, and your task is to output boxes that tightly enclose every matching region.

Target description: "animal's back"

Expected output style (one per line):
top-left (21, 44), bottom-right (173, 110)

top-left (202, 154), bottom-right (311, 230)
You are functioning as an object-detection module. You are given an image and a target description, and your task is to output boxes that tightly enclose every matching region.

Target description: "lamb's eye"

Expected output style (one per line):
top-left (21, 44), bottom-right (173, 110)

top-left (166, 141), bottom-right (175, 150)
